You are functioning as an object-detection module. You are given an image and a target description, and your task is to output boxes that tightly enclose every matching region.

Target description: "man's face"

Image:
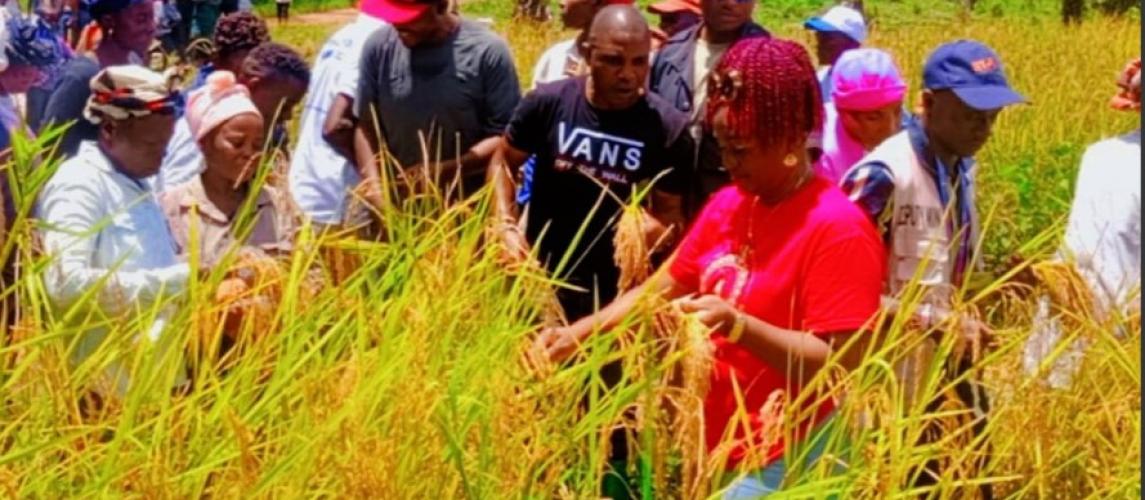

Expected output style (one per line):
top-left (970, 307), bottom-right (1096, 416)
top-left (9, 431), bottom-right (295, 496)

top-left (103, 112), bottom-right (178, 179)
top-left (814, 31), bottom-right (857, 67)
top-left (700, 0), bottom-right (752, 34)
top-left (838, 103), bottom-right (902, 151)
top-left (586, 31), bottom-right (651, 109)
top-left (247, 77), bottom-right (307, 131)
top-left (394, 5), bottom-right (444, 48)
top-left (560, 0), bottom-right (596, 30)
top-left (923, 89), bottom-right (1002, 158)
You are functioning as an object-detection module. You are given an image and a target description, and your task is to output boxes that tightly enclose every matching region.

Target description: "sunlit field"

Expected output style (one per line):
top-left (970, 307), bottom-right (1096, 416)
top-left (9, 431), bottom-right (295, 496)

top-left (0, 1), bottom-right (1138, 497)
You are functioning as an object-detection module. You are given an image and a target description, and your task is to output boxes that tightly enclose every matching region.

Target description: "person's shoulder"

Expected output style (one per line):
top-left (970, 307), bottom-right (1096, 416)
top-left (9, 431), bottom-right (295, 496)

top-left (805, 177), bottom-right (880, 234)
top-left (535, 38), bottom-right (575, 64)
top-left (530, 77), bottom-right (580, 100)
top-left (45, 148), bottom-right (106, 190)
top-left (742, 21), bottom-right (770, 38)
top-left (1084, 129), bottom-right (1141, 163)
top-left (656, 25), bottom-right (700, 57)
top-left (59, 56), bottom-right (98, 81)
top-left (1077, 129), bottom-right (1141, 184)
top-left (460, 19), bottom-right (510, 49)
top-left (643, 92), bottom-right (689, 134)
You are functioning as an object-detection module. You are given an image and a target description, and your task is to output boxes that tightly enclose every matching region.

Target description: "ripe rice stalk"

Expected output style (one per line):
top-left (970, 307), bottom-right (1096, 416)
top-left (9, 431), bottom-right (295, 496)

top-left (613, 205), bottom-right (653, 293)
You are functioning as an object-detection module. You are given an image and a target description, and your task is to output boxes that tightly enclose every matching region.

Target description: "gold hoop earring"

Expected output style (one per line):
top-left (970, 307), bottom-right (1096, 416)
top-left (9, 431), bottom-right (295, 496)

top-left (783, 153), bottom-right (798, 167)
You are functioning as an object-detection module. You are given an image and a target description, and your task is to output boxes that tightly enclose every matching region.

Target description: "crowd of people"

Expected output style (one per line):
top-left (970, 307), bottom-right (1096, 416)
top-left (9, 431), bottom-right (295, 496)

top-left (0, 0), bottom-right (1137, 497)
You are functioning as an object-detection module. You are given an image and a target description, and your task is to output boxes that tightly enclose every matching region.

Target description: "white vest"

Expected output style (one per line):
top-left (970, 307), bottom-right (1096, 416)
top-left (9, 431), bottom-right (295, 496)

top-left (859, 131), bottom-right (957, 308)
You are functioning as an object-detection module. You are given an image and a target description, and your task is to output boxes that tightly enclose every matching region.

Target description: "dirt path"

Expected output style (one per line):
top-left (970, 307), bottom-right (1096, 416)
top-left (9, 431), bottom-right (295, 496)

top-left (291, 8), bottom-right (358, 26)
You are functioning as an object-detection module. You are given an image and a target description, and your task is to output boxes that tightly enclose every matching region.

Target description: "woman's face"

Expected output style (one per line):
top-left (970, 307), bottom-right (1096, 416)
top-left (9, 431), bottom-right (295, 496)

top-left (712, 107), bottom-right (803, 198)
top-left (0, 65), bottom-right (44, 94)
top-left (839, 103), bottom-right (902, 151)
top-left (103, 113), bottom-right (178, 179)
top-left (107, 2), bottom-right (157, 56)
top-left (200, 113), bottom-right (265, 188)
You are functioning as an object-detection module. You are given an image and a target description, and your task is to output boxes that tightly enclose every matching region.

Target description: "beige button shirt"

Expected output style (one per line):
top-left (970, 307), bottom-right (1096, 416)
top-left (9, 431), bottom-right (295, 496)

top-left (159, 176), bottom-right (294, 266)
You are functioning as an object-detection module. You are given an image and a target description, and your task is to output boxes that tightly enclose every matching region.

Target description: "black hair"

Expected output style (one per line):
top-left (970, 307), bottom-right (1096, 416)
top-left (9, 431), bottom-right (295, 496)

top-left (213, 12), bottom-right (270, 62)
top-left (242, 42), bottom-right (310, 86)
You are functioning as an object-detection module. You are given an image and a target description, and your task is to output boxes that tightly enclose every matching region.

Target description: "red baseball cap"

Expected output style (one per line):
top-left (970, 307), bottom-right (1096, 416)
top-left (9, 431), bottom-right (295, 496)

top-left (647, 0), bottom-right (700, 15)
top-left (361, 0), bottom-right (434, 24)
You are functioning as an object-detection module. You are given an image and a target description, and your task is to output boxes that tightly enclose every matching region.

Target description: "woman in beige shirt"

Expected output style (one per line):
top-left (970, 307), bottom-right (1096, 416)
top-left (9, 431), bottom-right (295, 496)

top-left (160, 70), bottom-right (293, 267)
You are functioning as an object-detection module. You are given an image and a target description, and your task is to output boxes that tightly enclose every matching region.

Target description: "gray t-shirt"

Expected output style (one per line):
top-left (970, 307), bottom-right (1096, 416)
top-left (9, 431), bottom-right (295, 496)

top-left (355, 20), bottom-right (521, 191)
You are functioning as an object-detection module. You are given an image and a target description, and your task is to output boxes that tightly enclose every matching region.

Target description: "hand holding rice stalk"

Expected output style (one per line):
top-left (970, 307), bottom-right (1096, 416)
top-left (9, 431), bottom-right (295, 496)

top-left (208, 248), bottom-right (288, 346)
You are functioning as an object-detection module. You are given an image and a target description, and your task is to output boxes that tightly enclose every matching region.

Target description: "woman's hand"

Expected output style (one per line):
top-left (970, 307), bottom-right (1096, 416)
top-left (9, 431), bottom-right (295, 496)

top-left (676, 294), bottom-right (739, 333)
top-left (498, 221), bottom-right (531, 267)
top-left (531, 325), bottom-right (581, 365)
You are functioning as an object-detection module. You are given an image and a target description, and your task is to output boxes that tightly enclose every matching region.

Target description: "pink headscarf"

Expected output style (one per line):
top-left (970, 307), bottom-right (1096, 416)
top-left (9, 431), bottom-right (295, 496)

top-left (830, 48), bottom-right (907, 111)
top-left (815, 48), bottom-right (907, 184)
top-left (185, 70), bottom-right (261, 141)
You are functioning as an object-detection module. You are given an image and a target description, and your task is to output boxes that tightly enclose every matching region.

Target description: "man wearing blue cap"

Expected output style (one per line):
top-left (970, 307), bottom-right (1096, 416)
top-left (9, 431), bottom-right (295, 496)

top-left (804, 4), bottom-right (866, 104)
top-left (841, 39), bottom-right (1025, 498)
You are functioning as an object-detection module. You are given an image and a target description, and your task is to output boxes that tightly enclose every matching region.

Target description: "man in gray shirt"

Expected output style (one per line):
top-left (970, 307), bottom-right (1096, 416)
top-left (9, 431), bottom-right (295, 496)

top-left (353, 0), bottom-right (521, 208)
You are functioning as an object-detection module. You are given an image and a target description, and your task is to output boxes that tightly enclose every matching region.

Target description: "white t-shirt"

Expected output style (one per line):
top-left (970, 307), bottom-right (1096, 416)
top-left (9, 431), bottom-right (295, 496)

top-left (153, 117), bottom-right (202, 193)
top-left (690, 39), bottom-right (728, 123)
top-left (530, 39), bottom-right (584, 89)
top-left (289, 15), bottom-right (386, 225)
top-left (817, 66), bottom-right (833, 104)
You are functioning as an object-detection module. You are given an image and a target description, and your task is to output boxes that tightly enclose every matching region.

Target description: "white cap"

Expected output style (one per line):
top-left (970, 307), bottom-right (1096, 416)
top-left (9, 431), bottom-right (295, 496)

top-left (804, 5), bottom-right (867, 44)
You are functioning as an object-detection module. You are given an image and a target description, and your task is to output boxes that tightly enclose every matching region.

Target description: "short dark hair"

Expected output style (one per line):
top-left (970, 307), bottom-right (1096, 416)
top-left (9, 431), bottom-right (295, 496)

top-left (213, 12), bottom-right (270, 62)
top-left (242, 42), bottom-right (311, 86)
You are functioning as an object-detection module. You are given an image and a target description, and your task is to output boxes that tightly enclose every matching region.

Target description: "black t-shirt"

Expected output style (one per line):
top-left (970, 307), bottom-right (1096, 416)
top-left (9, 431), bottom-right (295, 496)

top-left (506, 77), bottom-right (692, 314)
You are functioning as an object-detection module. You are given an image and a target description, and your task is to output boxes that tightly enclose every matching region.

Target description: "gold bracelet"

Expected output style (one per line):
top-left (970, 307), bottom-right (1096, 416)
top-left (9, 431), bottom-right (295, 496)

top-left (726, 312), bottom-right (747, 344)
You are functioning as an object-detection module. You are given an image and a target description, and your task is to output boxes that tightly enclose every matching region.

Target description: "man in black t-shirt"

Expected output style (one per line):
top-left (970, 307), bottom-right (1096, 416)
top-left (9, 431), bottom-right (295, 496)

top-left (489, 5), bottom-right (692, 322)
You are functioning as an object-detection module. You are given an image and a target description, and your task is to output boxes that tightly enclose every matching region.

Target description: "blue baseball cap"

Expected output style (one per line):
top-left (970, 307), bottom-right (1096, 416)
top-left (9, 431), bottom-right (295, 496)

top-left (923, 40), bottom-right (1027, 110)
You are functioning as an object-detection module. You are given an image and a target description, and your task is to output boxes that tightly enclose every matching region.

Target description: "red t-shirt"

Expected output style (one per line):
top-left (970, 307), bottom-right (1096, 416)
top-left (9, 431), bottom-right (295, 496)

top-left (669, 177), bottom-right (885, 469)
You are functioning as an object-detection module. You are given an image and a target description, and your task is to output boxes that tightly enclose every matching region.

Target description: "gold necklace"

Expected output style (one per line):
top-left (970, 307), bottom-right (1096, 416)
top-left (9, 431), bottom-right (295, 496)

top-left (737, 167), bottom-right (814, 265)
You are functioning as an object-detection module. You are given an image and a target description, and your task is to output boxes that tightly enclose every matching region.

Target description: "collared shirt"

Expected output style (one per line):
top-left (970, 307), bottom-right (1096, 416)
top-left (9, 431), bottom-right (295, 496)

top-left (648, 21), bottom-right (770, 217)
top-left (159, 175), bottom-right (292, 267)
top-left (37, 141), bottom-right (190, 394)
top-left (841, 113), bottom-right (979, 286)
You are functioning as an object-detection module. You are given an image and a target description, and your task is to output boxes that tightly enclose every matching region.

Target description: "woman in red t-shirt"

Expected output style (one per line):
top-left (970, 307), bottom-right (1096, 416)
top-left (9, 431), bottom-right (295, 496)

top-left (534, 37), bottom-right (886, 496)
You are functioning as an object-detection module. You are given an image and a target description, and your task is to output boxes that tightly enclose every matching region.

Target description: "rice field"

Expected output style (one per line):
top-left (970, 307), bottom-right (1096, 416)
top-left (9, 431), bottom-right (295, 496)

top-left (0, 3), bottom-right (1138, 498)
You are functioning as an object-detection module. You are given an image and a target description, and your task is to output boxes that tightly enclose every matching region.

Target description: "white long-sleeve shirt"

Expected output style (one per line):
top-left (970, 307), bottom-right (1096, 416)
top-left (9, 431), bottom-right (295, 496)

top-left (38, 141), bottom-right (190, 394)
top-left (1062, 129), bottom-right (1141, 310)
top-left (1023, 129), bottom-right (1140, 388)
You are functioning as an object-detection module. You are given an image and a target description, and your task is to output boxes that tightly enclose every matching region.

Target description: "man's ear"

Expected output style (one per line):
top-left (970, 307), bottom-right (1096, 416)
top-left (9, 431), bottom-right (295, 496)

top-left (580, 38), bottom-right (593, 61)
top-left (98, 120), bottom-right (117, 143)
top-left (920, 89), bottom-right (935, 115)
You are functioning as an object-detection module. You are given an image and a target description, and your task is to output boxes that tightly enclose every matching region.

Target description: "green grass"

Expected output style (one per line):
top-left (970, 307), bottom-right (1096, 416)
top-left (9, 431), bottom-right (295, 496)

top-left (0, 3), bottom-right (1138, 498)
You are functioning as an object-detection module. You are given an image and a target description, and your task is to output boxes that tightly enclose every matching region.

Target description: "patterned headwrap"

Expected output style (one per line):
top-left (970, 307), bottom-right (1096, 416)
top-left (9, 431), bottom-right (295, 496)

top-left (84, 65), bottom-right (183, 124)
top-left (1110, 58), bottom-right (1141, 112)
top-left (4, 15), bottom-right (66, 68)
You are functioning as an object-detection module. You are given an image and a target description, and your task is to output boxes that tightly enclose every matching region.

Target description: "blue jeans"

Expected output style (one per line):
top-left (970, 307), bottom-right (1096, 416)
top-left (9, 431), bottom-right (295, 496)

top-left (722, 414), bottom-right (844, 499)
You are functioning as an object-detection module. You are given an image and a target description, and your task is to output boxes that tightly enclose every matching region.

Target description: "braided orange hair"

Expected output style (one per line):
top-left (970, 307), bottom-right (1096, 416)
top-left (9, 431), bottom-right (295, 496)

top-left (705, 37), bottom-right (823, 150)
